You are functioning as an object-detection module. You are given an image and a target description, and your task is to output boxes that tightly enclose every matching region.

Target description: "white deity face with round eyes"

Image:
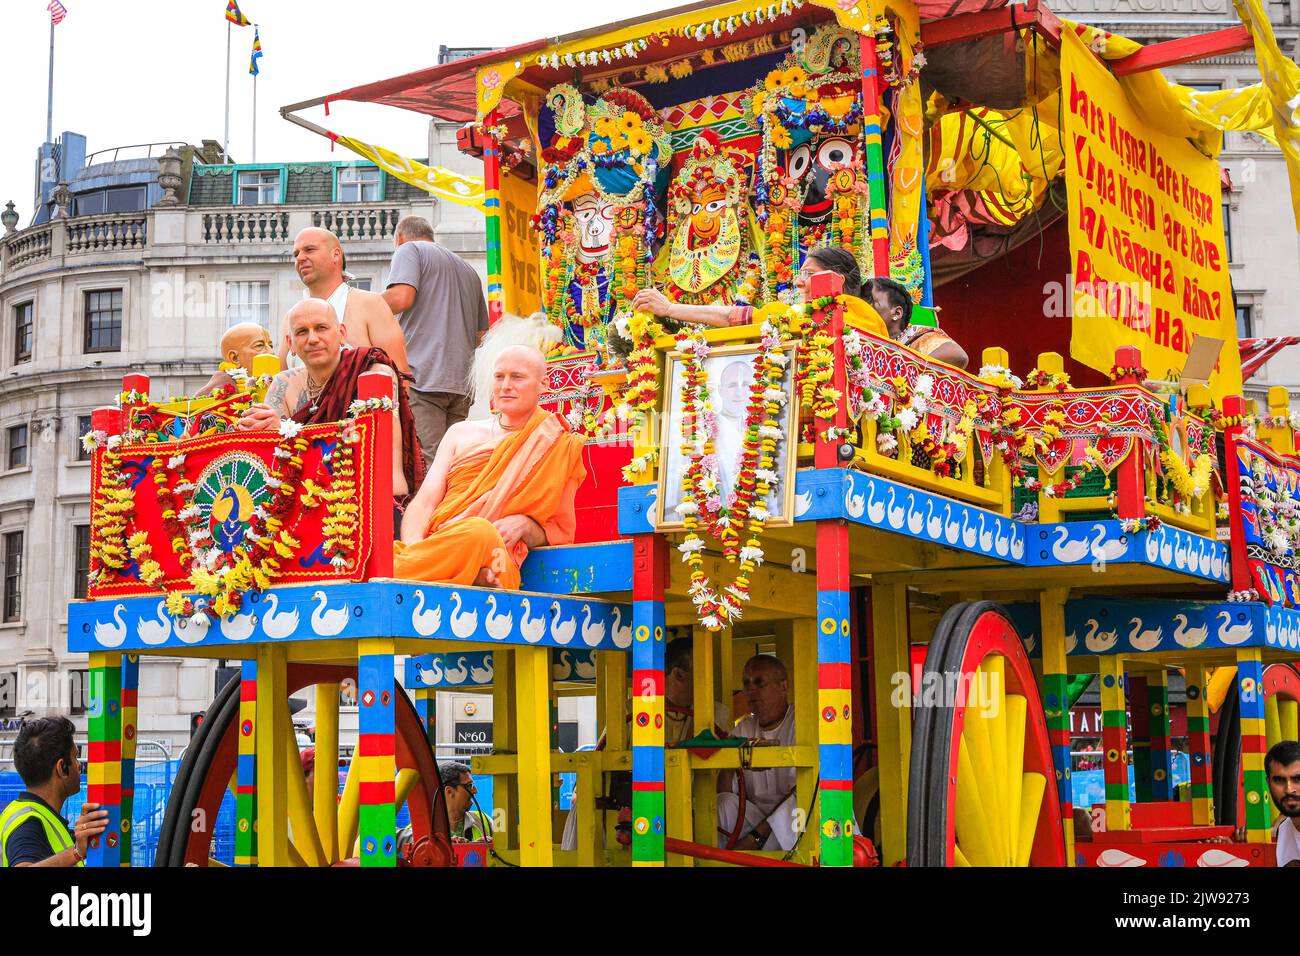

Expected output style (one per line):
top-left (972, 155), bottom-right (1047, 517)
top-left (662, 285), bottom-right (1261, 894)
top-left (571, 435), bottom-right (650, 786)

top-left (572, 193), bottom-right (616, 263)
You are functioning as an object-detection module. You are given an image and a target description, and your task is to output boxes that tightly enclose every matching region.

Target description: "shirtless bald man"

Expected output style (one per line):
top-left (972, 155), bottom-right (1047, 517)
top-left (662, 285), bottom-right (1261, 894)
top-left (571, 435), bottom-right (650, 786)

top-left (279, 227), bottom-right (410, 374)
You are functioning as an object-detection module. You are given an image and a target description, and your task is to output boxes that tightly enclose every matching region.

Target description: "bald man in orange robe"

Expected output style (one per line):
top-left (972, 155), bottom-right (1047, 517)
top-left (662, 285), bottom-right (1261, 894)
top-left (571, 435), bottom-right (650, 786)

top-left (394, 345), bottom-right (586, 590)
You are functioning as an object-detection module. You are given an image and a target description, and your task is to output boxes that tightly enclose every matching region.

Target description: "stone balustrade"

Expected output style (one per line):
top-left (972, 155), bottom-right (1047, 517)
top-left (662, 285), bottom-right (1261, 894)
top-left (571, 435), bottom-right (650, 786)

top-left (65, 213), bottom-right (148, 255)
top-left (4, 223), bottom-right (53, 269)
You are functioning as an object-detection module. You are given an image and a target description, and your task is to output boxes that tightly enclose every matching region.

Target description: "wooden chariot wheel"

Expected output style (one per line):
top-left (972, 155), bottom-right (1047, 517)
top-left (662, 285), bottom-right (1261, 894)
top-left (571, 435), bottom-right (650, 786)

top-left (156, 664), bottom-right (451, 867)
top-left (907, 601), bottom-right (1067, 867)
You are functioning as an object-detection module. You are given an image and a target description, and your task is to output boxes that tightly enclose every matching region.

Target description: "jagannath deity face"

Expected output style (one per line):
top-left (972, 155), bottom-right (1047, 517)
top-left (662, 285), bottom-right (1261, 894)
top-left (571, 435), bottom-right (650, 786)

top-left (686, 176), bottom-right (731, 249)
top-left (782, 135), bottom-right (860, 226)
top-left (572, 193), bottom-right (616, 263)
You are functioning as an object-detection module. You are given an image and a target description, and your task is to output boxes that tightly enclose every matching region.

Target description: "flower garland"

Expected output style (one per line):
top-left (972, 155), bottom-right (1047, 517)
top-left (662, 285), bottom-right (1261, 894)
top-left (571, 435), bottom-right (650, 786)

top-left (620, 311), bottom-right (665, 482)
top-left (1120, 515), bottom-right (1163, 535)
top-left (1147, 405), bottom-right (1214, 504)
top-left (90, 405), bottom-right (375, 620)
top-left (674, 317), bottom-right (791, 630)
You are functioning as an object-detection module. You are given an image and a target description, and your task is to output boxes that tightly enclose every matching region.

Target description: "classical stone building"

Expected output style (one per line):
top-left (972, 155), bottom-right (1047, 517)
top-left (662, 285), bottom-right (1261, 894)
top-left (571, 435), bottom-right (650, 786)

top-left (0, 134), bottom-right (470, 758)
top-left (1055, 0), bottom-right (1300, 397)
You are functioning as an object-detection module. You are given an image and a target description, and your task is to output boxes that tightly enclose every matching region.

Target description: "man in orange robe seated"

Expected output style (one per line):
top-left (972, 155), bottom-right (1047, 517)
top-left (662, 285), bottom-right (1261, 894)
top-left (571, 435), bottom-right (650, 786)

top-left (394, 345), bottom-right (586, 590)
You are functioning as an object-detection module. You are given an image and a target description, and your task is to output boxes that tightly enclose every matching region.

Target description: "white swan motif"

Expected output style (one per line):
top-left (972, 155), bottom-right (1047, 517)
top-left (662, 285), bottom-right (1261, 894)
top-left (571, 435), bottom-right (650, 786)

top-left (262, 593), bottom-right (300, 640)
top-left (1090, 524), bottom-right (1127, 562)
top-left (611, 606), bottom-right (632, 648)
top-left (485, 595), bottom-right (514, 641)
top-left (978, 514), bottom-right (994, 552)
top-left (450, 592), bottom-right (479, 639)
top-left (310, 590), bottom-right (349, 636)
top-left (1065, 630), bottom-right (1079, 654)
top-left (926, 501), bottom-right (943, 539)
top-left (411, 589), bottom-right (441, 636)
top-left (473, 655), bottom-right (493, 683)
top-left (1084, 618), bottom-right (1119, 653)
top-left (943, 503), bottom-right (960, 544)
top-left (1211, 548), bottom-right (1225, 579)
top-left (519, 598), bottom-right (546, 644)
top-left (1174, 537), bottom-right (1188, 569)
top-left (1159, 532), bottom-right (1173, 565)
top-left (136, 600), bottom-right (172, 646)
top-left (552, 649), bottom-right (574, 681)
top-left (551, 602), bottom-right (576, 645)
top-left (1173, 613), bottom-right (1209, 649)
top-left (1010, 530), bottom-right (1025, 560)
top-left (175, 602), bottom-right (211, 644)
top-left (581, 604), bottom-right (607, 647)
top-left (794, 490), bottom-right (813, 518)
top-left (443, 656), bottom-right (469, 685)
top-left (1128, 618), bottom-right (1163, 652)
top-left (95, 604), bottom-right (128, 648)
top-left (220, 608), bottom-right (258, 642)
top-left (574, 653), bottom-right (597, 679)
top-left (1145, 530), bottom-right (1160, 563)
top-left (1053, 527), bottom-right (1090, 563)
top-left (846, 488), bottom-right (866, 519)
top-left (1198, 540), bottom-right (1213, 576)
top-left (1216, 611), bottom-right (1252, 646)
top-left (417, 658), bottom-right (444, 684)
top-left (886, 488), bottom-right (906, 529)
top-left (906, 494), bottom-right (924, 534)
top-left (1267, 616), bottom-right (1279, 646)
top-left (868, 484), bottom-right (885, 523)
top-left (962, 512), bottom-right (977, 548)
top-left (993, 523), bottom-right (1009, 557)
top-left (645, 485), bottom-right (658, 528)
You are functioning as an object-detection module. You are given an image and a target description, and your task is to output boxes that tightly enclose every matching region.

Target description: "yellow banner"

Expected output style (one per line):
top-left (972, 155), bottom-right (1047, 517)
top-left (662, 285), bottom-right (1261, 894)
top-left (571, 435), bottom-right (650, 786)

top-left (1061, 29), bottom-right (1242, 400)
top-left (1233, 0), bottom-right (1300, 231)
top-left (333, 133), bottom-right (486, 211)
top-left (499, 169), bottom-right (541, 317)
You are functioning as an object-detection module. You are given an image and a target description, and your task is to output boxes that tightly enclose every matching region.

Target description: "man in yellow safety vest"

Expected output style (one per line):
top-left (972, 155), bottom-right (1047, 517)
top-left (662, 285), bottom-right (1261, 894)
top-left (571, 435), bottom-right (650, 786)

top-left (0, 716), bottom-right (108, 867)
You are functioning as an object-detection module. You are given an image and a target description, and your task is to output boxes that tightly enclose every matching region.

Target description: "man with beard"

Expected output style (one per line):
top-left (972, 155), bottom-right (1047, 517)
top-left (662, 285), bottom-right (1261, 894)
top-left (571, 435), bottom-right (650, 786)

top-left (1266, 740), bottom-right (1300, 866)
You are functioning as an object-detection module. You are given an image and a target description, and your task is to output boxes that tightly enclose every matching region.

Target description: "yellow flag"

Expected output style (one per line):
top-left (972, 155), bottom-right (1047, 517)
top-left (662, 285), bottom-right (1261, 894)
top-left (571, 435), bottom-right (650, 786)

top-left (1232, 0), bottom-right (1300, 230)
top-left (333, 133), bottom-right (486, 212)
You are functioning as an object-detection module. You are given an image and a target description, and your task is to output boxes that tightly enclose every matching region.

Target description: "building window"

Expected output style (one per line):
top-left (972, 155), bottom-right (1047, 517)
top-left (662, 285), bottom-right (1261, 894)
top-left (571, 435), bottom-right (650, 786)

top-left (84, 289), bottom-right (123, 353)
top-left (237, 169), bottom-right (281, 205)
top-left (75, 413), bottom-right (93, 461)
top-left (1184, 81), bottom-right (1222, 93)
top-left (73, 524), bottom-right (91, 599)
top-left (0, 671), bottom-right (15, 718)
top-left (13, 302), bottom-right (33, 364)
top-left (346, 277), bottom-right (372, 291)
top-left (1223, 199), bottom-right (1233, 263)
top-left (68, 669), bottom-right (89, 716)
top-left (1237, 304), bottom-right (1254, 339)
top-left (3, 531), bottom-right (23, 623)
top-left (6, 424), bottom-right (27, 470)
top-left (74, 186), bottom-right (147, 217)
top-left (337, 166), bottom-right (381, 202)
top-left (226, 281), bottom-right (271, 328)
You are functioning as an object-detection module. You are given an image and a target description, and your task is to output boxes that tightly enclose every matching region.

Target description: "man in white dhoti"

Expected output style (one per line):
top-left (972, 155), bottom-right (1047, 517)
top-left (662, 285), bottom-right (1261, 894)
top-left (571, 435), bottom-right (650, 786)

top-left (716, 654), bottom-right (798, 851)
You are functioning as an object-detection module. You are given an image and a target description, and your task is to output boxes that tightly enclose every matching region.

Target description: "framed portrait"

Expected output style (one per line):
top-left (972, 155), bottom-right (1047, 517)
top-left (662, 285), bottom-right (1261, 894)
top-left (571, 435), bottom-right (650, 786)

top-left (656, 341), bottom-right (799, 532)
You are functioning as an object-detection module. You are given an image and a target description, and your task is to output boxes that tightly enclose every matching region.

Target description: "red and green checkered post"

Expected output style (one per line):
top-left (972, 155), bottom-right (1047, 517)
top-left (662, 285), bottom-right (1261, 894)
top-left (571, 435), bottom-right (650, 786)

top-left (1185, 663), bottom-right (1215, 823)
top-left (86, 652), bottom-right (122, 867)
top-left (1099, 656), bottom-right (1130, 830)
top-left (358, 639), bottom-right (397, 867)
top-left (235, 659), bottom-right (258, 866)
top-left (118, 654), bottom-right (138, 865)
top-left (631, 534), bottom-right (668, 865)
top-left (1237, 648), bottom-right (1272, 841)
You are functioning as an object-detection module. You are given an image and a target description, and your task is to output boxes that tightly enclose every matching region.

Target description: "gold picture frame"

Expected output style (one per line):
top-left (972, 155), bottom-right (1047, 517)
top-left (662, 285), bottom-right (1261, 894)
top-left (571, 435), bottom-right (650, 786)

top-left (655, 340), bottom-right (799, 532)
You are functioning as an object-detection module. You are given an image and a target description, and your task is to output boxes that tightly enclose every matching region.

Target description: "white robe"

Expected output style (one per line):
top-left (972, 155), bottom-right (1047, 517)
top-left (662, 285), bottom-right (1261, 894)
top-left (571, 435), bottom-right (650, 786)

top-left (716, 704), bottom-right (798, 850)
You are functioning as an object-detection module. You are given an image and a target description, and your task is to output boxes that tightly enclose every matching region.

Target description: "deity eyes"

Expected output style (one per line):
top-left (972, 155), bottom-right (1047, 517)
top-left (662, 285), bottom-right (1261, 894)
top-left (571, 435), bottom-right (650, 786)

top-left (817, 137), bottom-right (855, 169)
top-left (691, 200), bottom-right (726, 215)
top-left (788, 143), bottom-right (813, 180)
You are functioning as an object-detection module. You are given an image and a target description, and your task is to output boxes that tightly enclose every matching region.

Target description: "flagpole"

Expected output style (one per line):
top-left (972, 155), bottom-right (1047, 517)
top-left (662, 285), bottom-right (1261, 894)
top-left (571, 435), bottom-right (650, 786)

top-left (223, 21), bottom-right (231, 162)
top-left (46, 15), bottom-right (55, 145)
top-left (252, 73), bottom-right (257, 163)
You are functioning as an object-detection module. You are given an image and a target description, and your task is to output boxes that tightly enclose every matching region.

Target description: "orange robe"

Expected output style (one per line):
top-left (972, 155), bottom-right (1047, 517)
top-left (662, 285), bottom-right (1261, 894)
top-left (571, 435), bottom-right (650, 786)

top-left (392, 407), bottom-right (587, 590)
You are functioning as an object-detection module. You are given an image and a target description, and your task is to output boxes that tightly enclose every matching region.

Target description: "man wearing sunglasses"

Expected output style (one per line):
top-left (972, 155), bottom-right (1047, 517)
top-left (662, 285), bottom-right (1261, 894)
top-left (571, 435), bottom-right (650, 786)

top-left (440, 762), bottom-right (488, 843)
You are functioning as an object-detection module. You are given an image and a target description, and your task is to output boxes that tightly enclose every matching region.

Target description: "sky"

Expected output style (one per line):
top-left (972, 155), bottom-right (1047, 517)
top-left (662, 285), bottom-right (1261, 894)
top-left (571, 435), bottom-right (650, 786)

top-left (0, 0), bottom-right (674, 223)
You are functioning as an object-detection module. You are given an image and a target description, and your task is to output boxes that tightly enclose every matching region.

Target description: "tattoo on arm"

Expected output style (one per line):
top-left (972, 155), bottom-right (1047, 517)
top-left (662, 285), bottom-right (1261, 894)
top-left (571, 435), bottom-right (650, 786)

top-left (265, 374), bottom-right (291, 416)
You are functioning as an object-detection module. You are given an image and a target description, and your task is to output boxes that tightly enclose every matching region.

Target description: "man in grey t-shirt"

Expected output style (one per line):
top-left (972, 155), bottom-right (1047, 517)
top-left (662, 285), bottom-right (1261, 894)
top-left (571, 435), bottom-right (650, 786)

top-left (383, 216), bottom-right (489, 469)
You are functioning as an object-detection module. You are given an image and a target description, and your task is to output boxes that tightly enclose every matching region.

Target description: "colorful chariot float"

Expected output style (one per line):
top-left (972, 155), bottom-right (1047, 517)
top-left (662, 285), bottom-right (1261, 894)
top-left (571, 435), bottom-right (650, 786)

top-left (70, 0), bottom-right (1300, 866)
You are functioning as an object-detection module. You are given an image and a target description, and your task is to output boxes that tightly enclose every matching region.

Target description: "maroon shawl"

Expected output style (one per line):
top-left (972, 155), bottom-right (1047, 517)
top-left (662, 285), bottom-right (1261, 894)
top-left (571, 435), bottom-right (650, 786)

top-left (291, 346), bottom-right (425, 497)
